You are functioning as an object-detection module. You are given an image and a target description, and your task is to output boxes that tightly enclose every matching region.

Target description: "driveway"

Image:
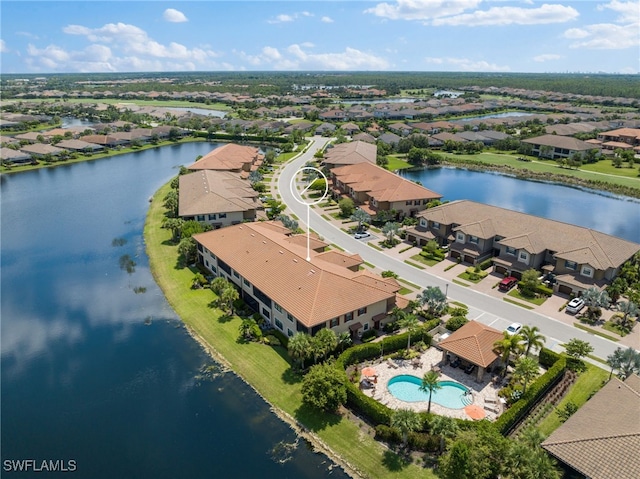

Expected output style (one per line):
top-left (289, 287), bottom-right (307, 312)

top-left (273, 136), bottom-right (639, 362)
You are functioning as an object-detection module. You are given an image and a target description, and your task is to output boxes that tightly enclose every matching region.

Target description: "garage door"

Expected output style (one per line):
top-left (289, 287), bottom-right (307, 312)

top-left (495, 266), bottom-right (507, 275)
top-left (451, 251), bottom-right (461, 260)
top-left (464, 255), bottom-right (474, 264)
top-left (558, 284), bottom-right (573, 295)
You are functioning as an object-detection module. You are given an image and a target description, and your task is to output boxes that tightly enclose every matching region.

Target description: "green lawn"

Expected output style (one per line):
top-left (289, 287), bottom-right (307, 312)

top-left (457, 271), bottom-right (488, 284)
top-left (385, 156), bottom-right (413, 171)
top-left (507, 289), bottom-right (548, 306)
top-left (409, 254), bottom-right (440, 267)
top-left (537, 363), bottom-right (608, 436)
top-left (573, 323), bottom-right (620, 342)
top-left (404, 260), bottom-right (426, 270)
top-left (144, 182), bottom-right (429, 479)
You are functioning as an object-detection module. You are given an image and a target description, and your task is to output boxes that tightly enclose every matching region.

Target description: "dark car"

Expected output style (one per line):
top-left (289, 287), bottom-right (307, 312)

top-left (499, 276), bottom-right (518, 292)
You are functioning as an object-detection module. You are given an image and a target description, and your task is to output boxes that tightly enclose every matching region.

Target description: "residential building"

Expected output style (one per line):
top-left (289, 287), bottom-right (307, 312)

top-left (19, 143), bottom-right (64, 158)
top-left (178, 170), bottom-right (259, 227)
top-left (330, 161), bottom-right (442, 218)
top-left (0, 147), bottom-right (32, 164)
top-left (408, 200), bottom-right (640, 295)
top-left (194, 221), bottom-right (404, 337)
top-left (597, 127), bottom-right (640, 153)
top-left (321, 140), bottom-right (377, 169)
top-left (541, 374), bottom-right (640, 479)
top-left (56, 139), bottom-right (104, 153)
top-left (522, 134), bottom-right (599, 160)
top-left (187, 143), bottom-right (264, 177)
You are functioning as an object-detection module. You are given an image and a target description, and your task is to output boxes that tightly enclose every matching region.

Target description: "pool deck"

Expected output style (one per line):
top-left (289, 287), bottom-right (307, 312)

top-left (359, 347), bottom-right (504, 421)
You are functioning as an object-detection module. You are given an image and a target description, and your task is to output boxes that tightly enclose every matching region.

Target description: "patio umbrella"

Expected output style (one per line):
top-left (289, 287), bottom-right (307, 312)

top-left (464, 404), bottom-right (486, 420)
top-left (361, 367), bottom-right (377, 377)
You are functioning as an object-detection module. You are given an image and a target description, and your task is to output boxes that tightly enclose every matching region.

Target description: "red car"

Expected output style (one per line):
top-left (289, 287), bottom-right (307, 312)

top-left (499, 276), bottom-right (518, 292)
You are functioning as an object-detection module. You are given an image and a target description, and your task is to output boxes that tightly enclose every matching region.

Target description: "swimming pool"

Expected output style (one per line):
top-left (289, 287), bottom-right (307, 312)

top-left (387, 375), bottom-right (471, 409)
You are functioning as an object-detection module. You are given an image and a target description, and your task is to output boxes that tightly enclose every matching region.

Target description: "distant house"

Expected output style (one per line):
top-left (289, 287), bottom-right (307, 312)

top-left (321, 140), bottom-right (377, 169)
top-left (0, 147), bottom-right (32, 164)
top-left (81, 134), bottom-right (127, 148)
top-left (522, 134), bottom-right (599, 160)
top-left (408, 200), bottom-right (640, 295)
top-left (330, 162), bottom-right (442, 219)
top-left (194, 221), bottom-right (405, 337)
top-left (319, 109), bottom-right (347, 121)
top-left (187, 144), bottom-right (264, 177)
top-left (341, 122), bottom-right (361, 135)
top-left (56, 139), bottom-right (104, 153)
top-left (378, 132), bottom-right (401, 147)
top-left (178, 170), bottom-right (259, 227)
top-left (19, 143), bottom-right (64, 158)
top-left (13, 132), bottom-right (45, 144)
top-left (314, 122), bottom-right (337, 136)
top-left (597, 127), bottom-right (640, 154)
top-left (351, 132), bottom-right (376, 144)
top-left (542, 374), bottom-right (640, 479)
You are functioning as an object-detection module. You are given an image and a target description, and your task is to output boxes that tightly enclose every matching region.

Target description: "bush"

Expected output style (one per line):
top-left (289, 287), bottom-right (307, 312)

top-left (538, 347), bottom-right (562, 368)
top-left (445, 316), bottom-right (469, 332)
top-left (381, 270), bottom-right (398, 279)
top-left (535, 284), bottom-right (554, 297)
top-left (478, 258), bottom-right (493, 270)
top-left (361, 329), bottom-right (377, 342)
top-left (375, 424), bottom-right (402, 444)
top-left (270, 329), bottom-right (289, 348)
top-left (407, 432), bottom-right (440, 452)
top-left (264, 334), bottom-right (282, 347)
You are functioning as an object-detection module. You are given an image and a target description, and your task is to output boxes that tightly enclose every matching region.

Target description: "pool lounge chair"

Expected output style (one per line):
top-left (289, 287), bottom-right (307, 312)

top-left (387, 358), bottom-right (399, 369)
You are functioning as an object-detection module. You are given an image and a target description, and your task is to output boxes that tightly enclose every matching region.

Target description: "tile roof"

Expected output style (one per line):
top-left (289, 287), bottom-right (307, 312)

top-left (322, 140), bottom-right (377, 166)
top-left (522, 134), bottom-right (597, 151)
top-left (187, 143), bottom-right (263, 171)
top-left (417, 200), bottom-right (640, 270)
top-left (178, 170), bottom-right (258, 217)
top-left (542, 375), bottom-right (640, 479)
top-left (438, 320), bottom-right (502, 367)
top-left (193, 222), bottom-right (399, 328)
top-left (331, 162), bottom-right (442, 203)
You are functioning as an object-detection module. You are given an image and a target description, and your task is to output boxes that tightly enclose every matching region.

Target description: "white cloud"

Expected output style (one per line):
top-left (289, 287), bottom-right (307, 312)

top-left (321, 16), bottom-right (334, 23)
top-left (533, 54), bottom-right (562, 62)
top-left (238, 44), bottom-right (390, 71)
top-left (433, 4), bottom-right (579, 26)
top-left (424, 56), bottom-right (511, 71)
top-left (563, 1), bottom-right (639, 50)
top-left (365, 0), bottom-right (482, 21)
top-left (269, 14), bottom-right (295, 24)
top-left (0, 39), bottom-right (7, 53)
top-left (163, 8), bottom-right (188, 23)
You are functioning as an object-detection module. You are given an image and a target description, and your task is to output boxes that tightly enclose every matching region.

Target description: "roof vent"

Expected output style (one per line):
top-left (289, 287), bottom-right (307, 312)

top-left (293, 258), bottom-right (298, 263)
top-left (309, 269), bottom-right (316, 274)
top-left (279, 250), bottom-right (284, 254)
top-left (262, 240), bottom-right (267, 244)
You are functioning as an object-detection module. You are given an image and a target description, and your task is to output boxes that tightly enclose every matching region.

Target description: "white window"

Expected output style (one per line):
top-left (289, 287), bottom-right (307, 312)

top-left (274, 303), bottom-right (283, 313)
top-left (219, 213), bottom-right (227, 219)
top-left (565, 260), bottom-right (577, 270)
top-left (581, 265), bottom-right (594, 277)
top-left (420, 219), bottom-right (427, 227)
top-left (456, 232), bottom-right (465, 243)
top-left (432, 221), bottom-right (440, 229)
top-left (469, 235), bottom-right (479, 244)
top-left (518, 251), bottom-right (529, 264)
top-left (208, 214), bottom-right (217, 221)
top-left (505, 246), bottom-right (516, 256)
top-left (363, 323), bottom-right (369, 331)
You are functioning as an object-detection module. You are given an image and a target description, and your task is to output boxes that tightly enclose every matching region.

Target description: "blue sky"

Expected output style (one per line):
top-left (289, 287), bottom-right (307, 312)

top-left (1, 1), bottom-right (638, 74)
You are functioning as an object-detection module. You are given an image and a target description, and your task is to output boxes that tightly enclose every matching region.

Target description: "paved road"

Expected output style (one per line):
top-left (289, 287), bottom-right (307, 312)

top-left (277, 137), bottom-right (627, 363)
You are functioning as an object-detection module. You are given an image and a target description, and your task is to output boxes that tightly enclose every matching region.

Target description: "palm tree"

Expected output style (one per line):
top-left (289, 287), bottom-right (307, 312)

top-left (581, 287), bottom-right (611, 322)
top-left (314, 328), bottom-right (338, 361)
top-left (399, 313), bottom-right (420, 352)
top-left (513, 356), bottom-right (539, 394)
top-left (617, 347), bottom-right (640, 379)
top-left (616, 301), bottom-right (639, 331)
top-left (519, 325), bottom-right (546, 356)
top-left (419, 370), bottom-right (442, 414)
top-left (429, 415), bottom-right (459, 454)
top-left (381, 221), bottom-right (399, 245)
top-left (288, 333), bottom-right (311, 369)
top-left (416, 286), bottom-right (447, 316)
top-left (517, 426), bottom-right (546, 449)
top-left (350, 208), bottom-right (371, 233)
top-left (220, 285), bottom-right (239, 315)
top-left (336, 331), bottom-right (352, 352)
top-left (493, 332), bottom-right (524, 377)
top-left (607, 347), bottom-right (626, 380)
top-left (390, 408), bottom-right (422, 446)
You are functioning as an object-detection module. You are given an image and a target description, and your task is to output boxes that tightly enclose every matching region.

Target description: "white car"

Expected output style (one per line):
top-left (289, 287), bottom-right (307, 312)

top-left (505, 322), bottom-right (523, 335)
top-left (354, 231), bottom-right (371, 239)
top-left (566, 297), bottom-right (585, 314)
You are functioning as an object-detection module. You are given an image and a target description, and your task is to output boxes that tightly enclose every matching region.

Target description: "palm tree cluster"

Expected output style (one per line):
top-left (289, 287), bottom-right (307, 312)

top-left (210, 277), bottom-right (239, 316)
top-left (493, 325), bottom-right (546, 390)
top-left (287, 330), bottom-right (350, 370)
top-left (607, 347), bottom-right (640, 380)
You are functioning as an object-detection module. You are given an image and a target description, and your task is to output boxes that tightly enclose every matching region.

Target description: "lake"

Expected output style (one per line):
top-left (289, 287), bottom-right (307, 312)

top-left (0, 143), bottom-right (347, 479)
top-left (399, 167), bottom-right (640, 243)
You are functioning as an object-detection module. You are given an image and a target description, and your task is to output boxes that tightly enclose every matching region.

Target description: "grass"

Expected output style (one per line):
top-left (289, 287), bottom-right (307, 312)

top-left (507, 289), bottom-right (547, 306)
top-left (503, 297), bottom-right (534, 310)
top-left (409, 254), bottom-right (440, 267)
top-left (330, 244), bottom-right (345, 252)
top-left (364, 261), bottom-right (375, 268)
top-left (398, 287), bottom-right (412, 295)
top-left (385, 156), bottom-right (413, 171)
top-left (457, 271), bottom-right (487, 284)
top-left (602, 320), bottom-right (630, 337)
top-left (536, 363), bottom-right (608, 436)
top-left (452, 279), bottom-right (470, 287)
top-left (397, 278), bottom-right (420, 290)
top-left (144, 182), bottom-right (428, 479)
top-left (404, 260), bottom-right (426, 270)
top-left (573, 323), bottom-right (620, 342)
top-left (398, 245), bottom-right (414, 253)
top-left (368, 243), bottom-right (383, 251)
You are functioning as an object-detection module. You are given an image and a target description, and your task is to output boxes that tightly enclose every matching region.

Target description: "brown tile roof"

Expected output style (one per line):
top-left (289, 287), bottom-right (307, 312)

top-left (542, 375), bottom-right (640, 479)
top-left (331, 162), bottom-right (442, 203)
top-left (322, 140), bottom-right (377, 166)
top-left (187, 143), bottom-right (264, 171)
top-left (19, 143), bottom-right (64, 155)
top-left (599, 127), bottom-right (640, 141)
top-left (193, 222), bottom-right (398, 328)
top-left (178, 170), bottom-right (258, 217)
top-left (417, 200), bottom-right (640, 270)
top-left (522, 134), bottom-right (597, 151)
top-left (438, 320), bottom-right (502, 368)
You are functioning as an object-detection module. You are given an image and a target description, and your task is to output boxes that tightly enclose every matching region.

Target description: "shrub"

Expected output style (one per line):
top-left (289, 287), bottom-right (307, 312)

top-left (264, 334), bottom-right (282, 347)
top-left (538, 347), bottom-right (562, 368)
top-left (445, 316), bottom-right (469, 332)
top-left (375, 424), bottom-right (402, 444)
top-left (535, 284), bottom-right (554, 297)
top-left (407, 432), bottom-right (440, 452)
top-left (270, 329), bottom-right (289, 348)
top-left (381, 270), bottom-right (398, 279)
top-left (478, 258), bottom-right (493, 270)
top-left (361, 329), bottom-right (377, 342)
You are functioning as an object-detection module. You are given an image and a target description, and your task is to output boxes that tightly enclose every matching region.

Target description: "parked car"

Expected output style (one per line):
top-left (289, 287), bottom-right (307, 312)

top-left (505, 322), bottom-right (523, 336)
top-left (354, 231), bottom-right (371, 239)
top-left (499, 276), bottom-right (518, 292)
top-left (565, 297), bottom-right (585, 314)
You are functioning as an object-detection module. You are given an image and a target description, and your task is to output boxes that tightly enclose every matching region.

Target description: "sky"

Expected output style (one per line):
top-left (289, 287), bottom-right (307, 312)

top-left (0, 1), bottom-right (638, 74)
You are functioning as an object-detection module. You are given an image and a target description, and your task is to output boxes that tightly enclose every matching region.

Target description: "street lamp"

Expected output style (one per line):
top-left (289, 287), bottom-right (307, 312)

top-left (445, 283), bottom-right (449, 298)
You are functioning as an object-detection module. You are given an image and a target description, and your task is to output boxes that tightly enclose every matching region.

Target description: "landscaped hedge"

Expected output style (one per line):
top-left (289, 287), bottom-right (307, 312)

top-left (535, 284), bottom-right (554, 297)
top-left (479, 258), bottom-right (494, 270)
top-left (538, 347), bottom-right (562, 368)
top-left (345, 380), bottom-right (393, 425)
top-left (494, 356), bottom-right (566, 435)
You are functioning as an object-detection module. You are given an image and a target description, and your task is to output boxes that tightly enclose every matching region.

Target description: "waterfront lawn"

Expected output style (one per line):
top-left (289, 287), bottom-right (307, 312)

top-left (385, 156), bottom-right (412, 171)
top-left (536, 363), bottom-right (608, 436)
top-left (144, 182), bottom-right (430, 479)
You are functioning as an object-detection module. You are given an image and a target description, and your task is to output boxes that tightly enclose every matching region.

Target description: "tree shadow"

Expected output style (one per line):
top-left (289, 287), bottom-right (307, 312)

top-left (293, 403), bottom-right (341, 433)
top-left (217, 312), bottom-right (234, 324)
top-left (281, 366), bottom-right (303, 385)
top-left (381, 448), bottom-right (412, 472)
